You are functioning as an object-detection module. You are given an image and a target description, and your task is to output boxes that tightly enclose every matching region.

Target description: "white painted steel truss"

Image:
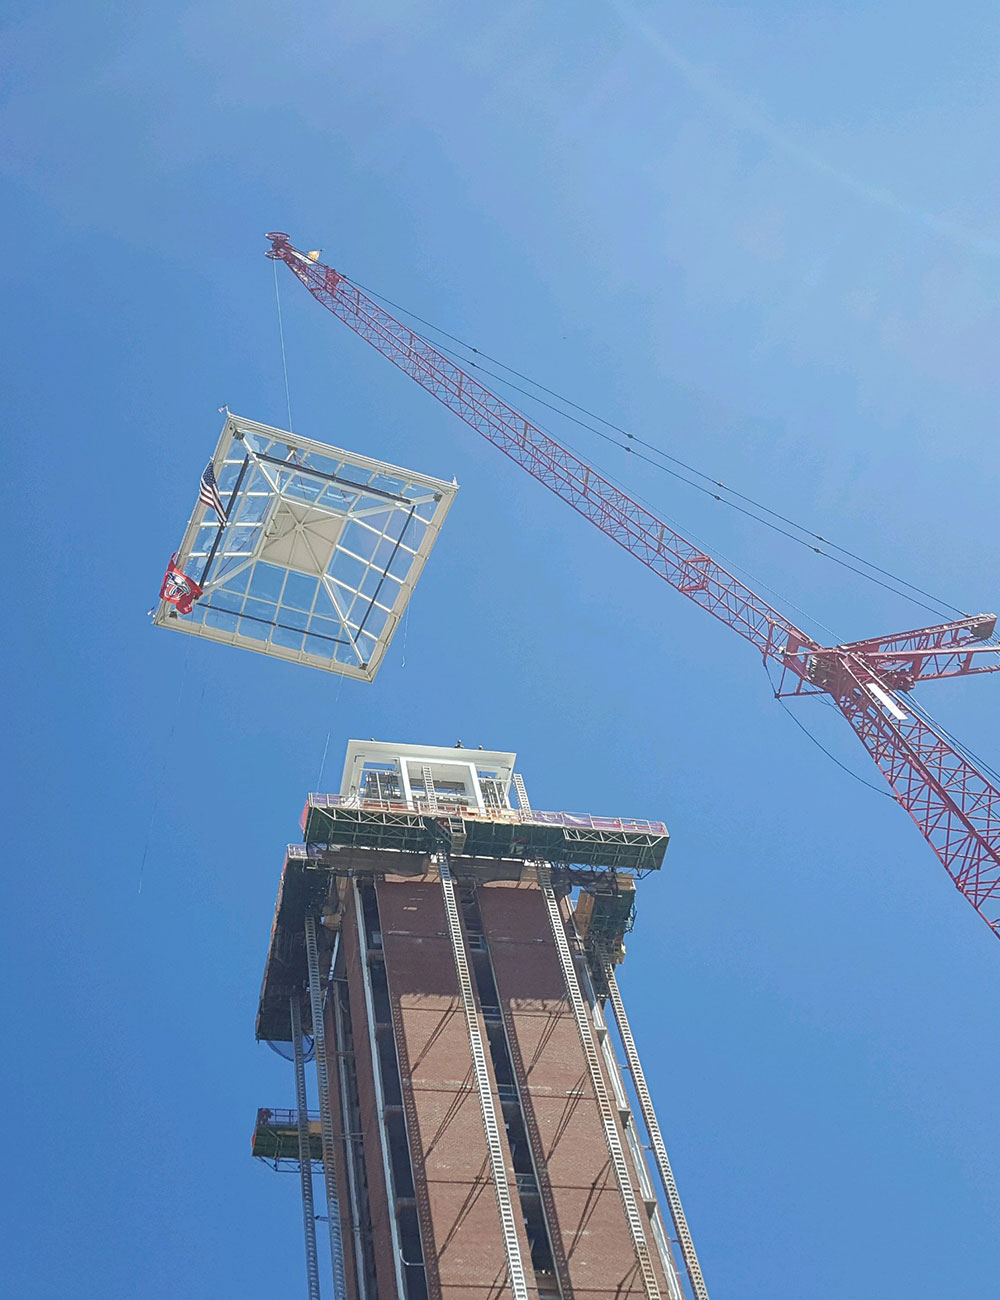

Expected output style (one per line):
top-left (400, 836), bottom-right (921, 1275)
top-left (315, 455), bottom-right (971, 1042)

top-left (154, 413), bottom-right (457, 681)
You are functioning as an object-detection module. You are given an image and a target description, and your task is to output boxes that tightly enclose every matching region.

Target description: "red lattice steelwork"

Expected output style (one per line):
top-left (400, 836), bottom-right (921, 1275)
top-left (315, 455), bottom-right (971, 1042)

top-left (267, 234), bottom-right (1000, 938)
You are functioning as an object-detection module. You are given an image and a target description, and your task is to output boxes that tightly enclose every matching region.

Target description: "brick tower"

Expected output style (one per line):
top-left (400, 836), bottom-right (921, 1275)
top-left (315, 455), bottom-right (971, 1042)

top-left (253, 740), bottom-right (707, 1300)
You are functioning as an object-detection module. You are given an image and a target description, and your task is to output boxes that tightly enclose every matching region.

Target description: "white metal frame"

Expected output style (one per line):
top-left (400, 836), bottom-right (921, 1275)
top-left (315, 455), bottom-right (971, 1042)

top-left (338, 739), bottom-right (516, 805)
top-left (154, 413), bottom-right (458, 682)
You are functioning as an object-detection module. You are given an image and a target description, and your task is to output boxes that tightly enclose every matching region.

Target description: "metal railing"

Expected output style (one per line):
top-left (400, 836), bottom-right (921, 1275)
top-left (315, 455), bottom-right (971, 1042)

top-left (255, 1107), bottom-right (320, 1128)
top-left (306, 792), bottom-right (667, 836)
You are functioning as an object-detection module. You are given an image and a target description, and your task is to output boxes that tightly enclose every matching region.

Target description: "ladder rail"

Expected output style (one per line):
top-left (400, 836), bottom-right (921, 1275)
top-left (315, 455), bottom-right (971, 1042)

top-left (305, 913), bottom-right (348, 1299)
top-left (605, 967), bottom-right (710, 1300)
top-left (582, 980), bottom-right (685, 1300)
top-left (436, 852), bottom-right (531, 1300)
top-left (351, 882), bottom-right (410, 1300)
top-left (331, 977), bottom-right (372, 1300)
top-left (537, 865), bottom-right (662, 1300)
top-left (420, 764), bottom-right (437, 815)
top-left (290, 995), bottom-right (323, 1300)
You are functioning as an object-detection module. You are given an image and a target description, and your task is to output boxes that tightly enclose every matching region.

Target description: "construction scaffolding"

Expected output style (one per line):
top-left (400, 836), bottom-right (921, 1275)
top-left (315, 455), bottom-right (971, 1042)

top-left (253, 740), bottom-right (705, 1300)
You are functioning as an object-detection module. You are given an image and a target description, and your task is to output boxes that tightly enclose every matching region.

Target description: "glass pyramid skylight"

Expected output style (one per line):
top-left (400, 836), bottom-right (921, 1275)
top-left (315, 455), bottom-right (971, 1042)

top-left (154, 413), bottom-right (457, 681)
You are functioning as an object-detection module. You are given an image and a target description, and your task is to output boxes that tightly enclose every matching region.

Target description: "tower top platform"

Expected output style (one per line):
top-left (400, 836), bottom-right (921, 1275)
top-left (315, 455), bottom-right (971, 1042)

top-left (256, 738), bottom-right (668, 1042)
top-left (340, 738), bottom-right (516, 802)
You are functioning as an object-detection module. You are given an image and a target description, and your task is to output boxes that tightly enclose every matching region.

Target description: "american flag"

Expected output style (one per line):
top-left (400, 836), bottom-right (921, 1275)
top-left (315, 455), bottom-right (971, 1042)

top-left (199, 461), bottom-right (227, 520)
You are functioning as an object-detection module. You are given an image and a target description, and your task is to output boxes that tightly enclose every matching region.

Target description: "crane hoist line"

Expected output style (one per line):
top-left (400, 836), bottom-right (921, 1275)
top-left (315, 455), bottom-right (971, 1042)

top-left (265, 232), bottom-right (1000, 941)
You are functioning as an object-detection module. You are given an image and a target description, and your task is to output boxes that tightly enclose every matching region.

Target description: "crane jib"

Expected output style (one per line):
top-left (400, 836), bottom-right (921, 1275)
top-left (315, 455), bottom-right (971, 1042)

top-left (267, 233), bottom-right (1000, 941)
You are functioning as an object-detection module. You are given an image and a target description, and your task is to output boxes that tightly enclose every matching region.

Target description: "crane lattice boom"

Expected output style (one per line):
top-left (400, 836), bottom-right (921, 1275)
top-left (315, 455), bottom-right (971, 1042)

top-left (266, 233), bottom-right (1000, 938)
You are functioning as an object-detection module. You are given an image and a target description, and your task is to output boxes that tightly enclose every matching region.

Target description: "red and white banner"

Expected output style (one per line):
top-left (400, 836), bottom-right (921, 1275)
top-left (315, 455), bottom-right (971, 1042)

top-left (160, 555), bottom-right (204, 615)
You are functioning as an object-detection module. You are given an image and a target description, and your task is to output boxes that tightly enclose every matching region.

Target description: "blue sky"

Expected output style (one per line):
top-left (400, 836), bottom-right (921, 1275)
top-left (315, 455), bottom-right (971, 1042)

top-left (3, 3), bottom-right (999, 1297)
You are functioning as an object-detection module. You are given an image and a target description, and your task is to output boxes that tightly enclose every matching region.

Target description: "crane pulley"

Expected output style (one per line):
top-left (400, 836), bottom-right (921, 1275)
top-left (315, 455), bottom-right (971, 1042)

top-left (266, 233), bottom-right (1000, 940)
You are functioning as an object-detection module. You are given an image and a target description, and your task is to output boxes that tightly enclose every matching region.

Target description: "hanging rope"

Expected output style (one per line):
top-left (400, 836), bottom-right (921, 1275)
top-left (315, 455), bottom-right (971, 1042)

top-left (273, 257), bottom-right (294, 433)
top-left (315, 729), bottom-right (331, 792)
top-left (314, 670), bottom-right (346, 792)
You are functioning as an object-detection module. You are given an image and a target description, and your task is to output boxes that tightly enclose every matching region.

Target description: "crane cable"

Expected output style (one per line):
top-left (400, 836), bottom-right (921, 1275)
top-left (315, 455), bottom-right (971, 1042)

top-left (273, 257), bottom-right (294, 433)
top-left (763, 659), bottom-right (893, 797)
top-left (304, 267), bottom-right (1000, 805)
top-left (349, 278), bottom-right (968, 623)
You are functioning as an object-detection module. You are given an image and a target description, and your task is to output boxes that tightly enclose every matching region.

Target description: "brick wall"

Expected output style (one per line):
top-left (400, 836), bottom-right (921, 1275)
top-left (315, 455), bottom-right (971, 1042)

top-left (377, 875), bottom-right (538, 1300)
top-left (481, 881), bottom-right (670, 1300)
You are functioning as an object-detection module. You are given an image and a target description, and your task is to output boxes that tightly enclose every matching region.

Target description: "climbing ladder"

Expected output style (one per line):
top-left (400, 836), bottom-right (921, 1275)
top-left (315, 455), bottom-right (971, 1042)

top-left (537, 865), bottom-right (662, 1300)
top-left (605, 966), bottom-right (710, 1300)
top-left (420, 764), bottom-right (437, 815)
top-left (304, 912), bottom-right (348, 1300)
top-left (436, 856), bottom-right (530, 1300)
top-left (290, 995), bottom-right (322, 1300)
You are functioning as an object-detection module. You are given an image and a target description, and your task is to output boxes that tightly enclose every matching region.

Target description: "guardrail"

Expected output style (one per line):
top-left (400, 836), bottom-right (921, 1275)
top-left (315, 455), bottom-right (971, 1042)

top-left (304, 793), bottom-right (667, 837)
top-left (254, 1107), bottom-right (319, 1127)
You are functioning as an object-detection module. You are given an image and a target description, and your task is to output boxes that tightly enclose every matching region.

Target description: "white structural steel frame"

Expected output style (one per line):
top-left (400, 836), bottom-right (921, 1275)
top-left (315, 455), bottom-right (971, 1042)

top-left (305, 914), bottom-right (348, 1299)
top-left (605, 968), bottom-right (710, 1300)
top-left (155, 413), bottom-right (458, 681)
top-left (290, 995), bottom-right (323, 1300)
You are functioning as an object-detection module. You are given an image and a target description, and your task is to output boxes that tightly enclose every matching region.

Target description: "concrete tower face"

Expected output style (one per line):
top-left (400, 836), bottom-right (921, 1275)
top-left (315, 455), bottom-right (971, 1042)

top-left (255, 740), bottom-right (689, 1300)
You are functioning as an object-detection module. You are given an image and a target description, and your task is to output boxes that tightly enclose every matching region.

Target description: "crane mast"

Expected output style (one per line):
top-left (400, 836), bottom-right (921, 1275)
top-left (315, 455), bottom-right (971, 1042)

top-left (266, 233), bottom-right (1000, 939)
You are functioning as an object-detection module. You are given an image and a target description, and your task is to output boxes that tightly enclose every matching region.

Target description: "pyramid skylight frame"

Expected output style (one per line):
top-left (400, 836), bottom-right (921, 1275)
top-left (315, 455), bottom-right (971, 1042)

top-left (154, 413), bottom-right (457, 681)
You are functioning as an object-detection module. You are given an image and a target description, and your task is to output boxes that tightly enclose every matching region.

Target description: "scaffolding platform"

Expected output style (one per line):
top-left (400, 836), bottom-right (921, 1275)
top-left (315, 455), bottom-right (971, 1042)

top-left (300, 795), bottom-right (669, 873)
top-left (251, 1108), bottom-right (323, 1167)
top-left (573, 877), bottom-right (636, 967)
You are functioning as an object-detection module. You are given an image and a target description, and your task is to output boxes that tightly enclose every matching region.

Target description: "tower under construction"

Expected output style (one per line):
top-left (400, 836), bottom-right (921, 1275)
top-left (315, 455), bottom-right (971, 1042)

top-left (253, 738), bottom-right (708, 1300)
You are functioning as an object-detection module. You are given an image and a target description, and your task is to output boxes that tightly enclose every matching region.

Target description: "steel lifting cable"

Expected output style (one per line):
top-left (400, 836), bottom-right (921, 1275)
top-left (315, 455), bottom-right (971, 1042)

top-left (290, 995), bottom-right (323, 1300)
top-left (349, 277), bottom-right (966, 622)
top-left (536, 864), bottom-right (662, 1300)
top-left (604, 967), bottom-right (710, 1300)
top-left (304, 913), bottom-right (348, 1300)
top-left (273, 256), bottom-right (295, 433)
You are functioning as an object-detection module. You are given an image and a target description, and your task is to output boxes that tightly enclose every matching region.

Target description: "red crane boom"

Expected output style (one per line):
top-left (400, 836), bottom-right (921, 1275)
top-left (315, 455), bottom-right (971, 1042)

top-left (266, 234), bottom-right (1000, 938)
